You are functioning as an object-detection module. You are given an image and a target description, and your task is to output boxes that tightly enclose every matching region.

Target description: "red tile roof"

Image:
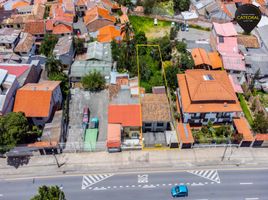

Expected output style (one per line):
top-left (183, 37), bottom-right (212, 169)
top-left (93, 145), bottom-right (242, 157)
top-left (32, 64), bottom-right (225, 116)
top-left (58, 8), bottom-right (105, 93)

top-left (177, 70), bottom-right (242, 113)
top-left (52, 23), bottom-right (72, 34)
top-left (233, 117), bottom-right (254, 141)
top-left (24, 20), bottom-right (46, 35)
top-left (13, 81), bottom-right (61, 117)
top-left (255, 134), bottom-right (268, 141)
top-left (108, 104), bottom-right (142, 127)
top-left (0, 64), bottom-right (29, 77)
top-left (177, 123), bottom-right (194, 143)
top-left (84, 6), bottom-right (116, 25)
top-left (97, 25), bottom-right (122, 43)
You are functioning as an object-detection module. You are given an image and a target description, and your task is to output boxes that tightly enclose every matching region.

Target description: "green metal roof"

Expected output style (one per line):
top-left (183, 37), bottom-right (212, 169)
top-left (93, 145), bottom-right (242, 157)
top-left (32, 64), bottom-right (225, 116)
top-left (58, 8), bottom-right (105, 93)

top-left (70, 60), bottom-right (112, 77)
top-left (84, 128), bottom-right (98, 151)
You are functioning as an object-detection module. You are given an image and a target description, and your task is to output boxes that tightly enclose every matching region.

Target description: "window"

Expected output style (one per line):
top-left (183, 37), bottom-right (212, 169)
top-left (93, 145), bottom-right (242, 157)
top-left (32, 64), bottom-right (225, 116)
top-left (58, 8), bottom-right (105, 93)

top-left (157, 122), bottom-right (164, 127)
top-left (131, 132), bottom-right (139, 139)
top-left (145, 123), bottom-right (151, 127)
top-left (219, 36), bottom-right (224, 43)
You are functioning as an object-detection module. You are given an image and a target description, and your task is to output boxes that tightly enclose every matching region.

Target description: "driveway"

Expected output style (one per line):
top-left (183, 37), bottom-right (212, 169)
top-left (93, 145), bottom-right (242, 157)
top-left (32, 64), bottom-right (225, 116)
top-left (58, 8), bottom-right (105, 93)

top-left (176, 28), bottom-right (211, 41)
top-left (65, 88), bottom-right (109, 152)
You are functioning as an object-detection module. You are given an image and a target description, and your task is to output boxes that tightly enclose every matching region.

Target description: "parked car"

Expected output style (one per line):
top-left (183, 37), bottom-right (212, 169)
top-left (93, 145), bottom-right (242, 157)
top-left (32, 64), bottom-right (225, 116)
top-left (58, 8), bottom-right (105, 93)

top-left (181, 23), bottom-right (186, 31)
top-left (171, 185), bottom-right (188, 198)
top-left (185, 24), bottom-right (189, 32)
top-left (82, 107), bottom-right (89, 123)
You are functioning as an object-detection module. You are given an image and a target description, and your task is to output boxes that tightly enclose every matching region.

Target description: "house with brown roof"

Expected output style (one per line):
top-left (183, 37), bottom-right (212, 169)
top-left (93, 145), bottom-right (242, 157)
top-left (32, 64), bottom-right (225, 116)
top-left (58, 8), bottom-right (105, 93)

top-left (13, 81), bottom-right (62, 126)
top-left (0, 4), bottom-right (45, 29)
top-left (0, 27), bottom-right (21, 53)
top-left (141, 93), bottom-right (171, 132)
top-left (23, 20), bottom-right (46, 40)
top-left (177, 70), bottom-right (242, 125)
top-left (84, 6), bottom-right (116, 33)
top-left (14, 32), bottom-right (36, 56)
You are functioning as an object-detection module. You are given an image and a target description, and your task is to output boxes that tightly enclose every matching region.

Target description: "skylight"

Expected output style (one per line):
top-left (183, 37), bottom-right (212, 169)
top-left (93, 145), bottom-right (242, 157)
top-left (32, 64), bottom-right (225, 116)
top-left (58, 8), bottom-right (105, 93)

top-left (203, 74), bottom-right (214, 81)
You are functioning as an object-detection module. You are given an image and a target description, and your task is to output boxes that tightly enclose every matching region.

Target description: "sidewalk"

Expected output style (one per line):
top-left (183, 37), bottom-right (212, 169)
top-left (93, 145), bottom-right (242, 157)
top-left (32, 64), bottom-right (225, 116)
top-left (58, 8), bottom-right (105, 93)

top-left (1, 148), bottom-right (268, 179)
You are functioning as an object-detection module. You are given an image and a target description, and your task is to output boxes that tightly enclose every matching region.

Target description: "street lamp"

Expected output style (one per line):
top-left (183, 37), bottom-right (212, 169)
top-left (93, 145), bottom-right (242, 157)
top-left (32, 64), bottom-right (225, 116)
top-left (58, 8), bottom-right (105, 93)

top-left (59, 184), bottom-right (64, 200)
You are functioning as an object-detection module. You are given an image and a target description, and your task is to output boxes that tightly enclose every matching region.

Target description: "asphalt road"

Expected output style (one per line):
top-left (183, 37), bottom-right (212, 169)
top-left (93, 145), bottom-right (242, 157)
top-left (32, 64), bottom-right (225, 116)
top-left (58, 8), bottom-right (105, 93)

top-left (0, 168), bottom-right (267, 200)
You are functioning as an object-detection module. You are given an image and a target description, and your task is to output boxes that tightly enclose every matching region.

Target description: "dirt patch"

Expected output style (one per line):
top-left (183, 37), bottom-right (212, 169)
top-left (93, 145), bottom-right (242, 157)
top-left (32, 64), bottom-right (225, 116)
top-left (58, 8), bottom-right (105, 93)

top-left (146, 27), bottom-right (170, 39)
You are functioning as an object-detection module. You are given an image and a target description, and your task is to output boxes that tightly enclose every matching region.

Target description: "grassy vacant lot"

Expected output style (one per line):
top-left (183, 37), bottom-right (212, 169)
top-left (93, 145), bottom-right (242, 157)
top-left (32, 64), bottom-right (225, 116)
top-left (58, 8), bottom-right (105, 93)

top-left (238, 93), bottom-right (253, 126)
top-left (129, 16), bottom-right (171, 39)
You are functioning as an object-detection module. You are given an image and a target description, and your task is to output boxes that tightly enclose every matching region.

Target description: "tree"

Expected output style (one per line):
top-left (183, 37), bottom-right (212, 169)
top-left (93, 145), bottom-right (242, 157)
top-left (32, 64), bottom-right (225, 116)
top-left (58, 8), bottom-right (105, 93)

top-left (252, 112), bottom-right (268, 133)
top-left (173, 0), bottom-right (191, 12)
top-left (49, 72), bottom-right (69, 98)
top-left (45, 56), bottom-right (63, 77)
top-left (249, 68), bottom-right (260, 92)
top-left (165, 64), bottom-right (179, 91)
top-left (180, 53), bottom-right (194, 69)
top-left (82, 71), bottom-right (106, 91)
top-left (134, 31), bottom-right (147, 45)
top-left (31, 185), bottom-right (65, 200)
top-left (154, 36), bottom-right (172, 61)
top-left (175, 41), bottom-right (187, 53)
top-left (143, 0), bottom-right (155, 14)
top-left (40, 34), bottom-right (58, 57)
top-left (0, 112), bottom-right (40, 153)
top-left (74, 38), bottom-right (85, 55)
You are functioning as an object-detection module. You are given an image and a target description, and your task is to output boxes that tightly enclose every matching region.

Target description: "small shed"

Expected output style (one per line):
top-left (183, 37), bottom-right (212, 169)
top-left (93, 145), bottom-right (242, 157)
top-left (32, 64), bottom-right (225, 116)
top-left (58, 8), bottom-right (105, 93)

top-left (233, 117), bottom-right (254, 147)
top-left (165, 130), bottom-right (178, 148)
top-left (177, 123), bottom-right (194, 149)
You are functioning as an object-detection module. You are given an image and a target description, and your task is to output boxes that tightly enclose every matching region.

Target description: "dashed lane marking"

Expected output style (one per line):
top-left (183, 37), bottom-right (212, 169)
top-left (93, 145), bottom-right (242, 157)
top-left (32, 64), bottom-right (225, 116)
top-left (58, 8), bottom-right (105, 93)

top-left (89, 181), bottom-right (217, 191)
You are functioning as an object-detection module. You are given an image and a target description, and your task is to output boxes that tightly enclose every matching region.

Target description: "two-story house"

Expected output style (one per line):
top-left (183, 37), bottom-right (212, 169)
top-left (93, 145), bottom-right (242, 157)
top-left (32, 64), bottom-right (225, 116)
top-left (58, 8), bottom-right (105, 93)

top-left (0, 69), bottom-right (19, 116)
top-left (14, 32), bottom-right (36, 57)
top-left (177, 70), bottom-right (242, 125)
top-left (0, 27), bottom-right (21, 53)
top-left (13, 81), bottom-right (62, 126)
top-left (83, 6), bottom-right (116, 34)
top-left (141, 93), bottom-right (171, 132)
top-left (210, 22), bottom-right (246, 84)
top-left (53, 35), bottom-right (74, 72)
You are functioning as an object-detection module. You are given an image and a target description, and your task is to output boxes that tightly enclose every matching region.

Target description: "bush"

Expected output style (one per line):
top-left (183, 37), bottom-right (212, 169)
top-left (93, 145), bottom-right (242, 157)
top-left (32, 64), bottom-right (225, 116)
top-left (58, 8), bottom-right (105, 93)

top-left (82, 71), bottom-right (106, 92)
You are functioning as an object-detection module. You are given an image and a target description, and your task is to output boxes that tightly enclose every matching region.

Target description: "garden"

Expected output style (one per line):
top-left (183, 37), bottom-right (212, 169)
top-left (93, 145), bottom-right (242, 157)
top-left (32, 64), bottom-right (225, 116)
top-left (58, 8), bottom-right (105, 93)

top-left (192, 122), bottom-right (242, 144)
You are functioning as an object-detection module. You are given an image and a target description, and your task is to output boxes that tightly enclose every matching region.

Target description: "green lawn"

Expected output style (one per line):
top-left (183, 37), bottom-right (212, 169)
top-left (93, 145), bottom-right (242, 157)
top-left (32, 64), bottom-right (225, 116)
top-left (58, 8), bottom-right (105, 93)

top-left (157, 0), bottom-right (174, 16)
top-left (129, 16), bottom-right (171, 39)
top-left (238, 93), bottom-right (253, 126)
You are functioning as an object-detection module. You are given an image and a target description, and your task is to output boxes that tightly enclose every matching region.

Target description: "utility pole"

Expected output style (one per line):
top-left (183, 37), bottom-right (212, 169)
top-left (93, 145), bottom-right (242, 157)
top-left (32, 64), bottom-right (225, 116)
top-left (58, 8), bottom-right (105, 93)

top-left (47, 132), bottom-right (61, 168)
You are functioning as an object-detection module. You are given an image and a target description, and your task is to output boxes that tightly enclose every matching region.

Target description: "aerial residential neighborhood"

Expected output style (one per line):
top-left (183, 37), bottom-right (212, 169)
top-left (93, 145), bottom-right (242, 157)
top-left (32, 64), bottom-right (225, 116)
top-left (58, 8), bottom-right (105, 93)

top-left (0, 0), bottom-right (268, 199)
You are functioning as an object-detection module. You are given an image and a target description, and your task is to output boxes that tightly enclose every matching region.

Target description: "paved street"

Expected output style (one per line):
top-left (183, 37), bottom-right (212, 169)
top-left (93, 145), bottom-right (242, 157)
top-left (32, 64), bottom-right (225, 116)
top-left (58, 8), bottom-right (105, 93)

top-left (1, 168), bottom-right (267, 200)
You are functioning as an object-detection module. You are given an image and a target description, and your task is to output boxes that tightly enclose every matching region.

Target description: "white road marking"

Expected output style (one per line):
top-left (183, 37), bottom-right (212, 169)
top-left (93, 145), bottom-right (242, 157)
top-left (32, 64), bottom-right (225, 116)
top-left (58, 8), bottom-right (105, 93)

top-left (0, 194), bottom-right (3, 197)
top-left (188, 170), bottom-right (221, 183)
top-left (142, 185), bottom-right (156, 188)
top-left (162, 183), bottom-right (166, 186)
top-left (245, 198), bottom-right (259, 200)
top-left (81, 174), bottom-right (114, 190)
top-left (138, 174), bottom-right (148, 183)
top-left (240, 182), bottom-right (253, 185)
top-left (168, 183), bottom-right (172, 186)
top-left (93, 187), bottom-right (106, 191)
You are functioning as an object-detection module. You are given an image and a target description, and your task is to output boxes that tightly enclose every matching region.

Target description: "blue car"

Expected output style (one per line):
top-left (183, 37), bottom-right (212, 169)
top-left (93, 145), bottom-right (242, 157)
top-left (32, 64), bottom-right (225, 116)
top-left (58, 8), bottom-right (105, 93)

top-left (171, 185), bottom-right (188, 198)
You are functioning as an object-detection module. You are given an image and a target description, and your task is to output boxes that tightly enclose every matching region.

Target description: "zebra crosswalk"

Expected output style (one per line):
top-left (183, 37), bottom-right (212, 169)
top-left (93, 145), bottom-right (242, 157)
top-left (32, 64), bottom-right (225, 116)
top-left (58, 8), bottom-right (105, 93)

top-left (187, 170), bottom-right (221, 183)
top-left (81, 174), bottom-right (114, 190)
